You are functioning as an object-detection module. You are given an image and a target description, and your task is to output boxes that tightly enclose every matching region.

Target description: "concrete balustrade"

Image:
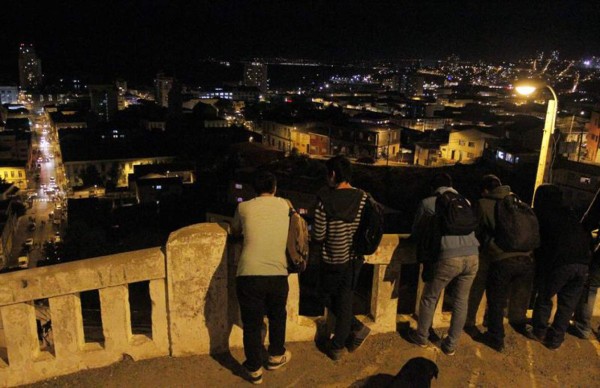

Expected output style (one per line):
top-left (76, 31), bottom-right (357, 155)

top-left (0, 223), bottom-right (596, 386)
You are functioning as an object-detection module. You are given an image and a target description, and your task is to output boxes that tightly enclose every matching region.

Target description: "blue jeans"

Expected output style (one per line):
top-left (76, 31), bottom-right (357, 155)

top-left (532, 264), bottom-right (589, 346)
top-left (416, 255), bottom-right (479, 350)
top-left (573, 285), bottom-right (598, 338)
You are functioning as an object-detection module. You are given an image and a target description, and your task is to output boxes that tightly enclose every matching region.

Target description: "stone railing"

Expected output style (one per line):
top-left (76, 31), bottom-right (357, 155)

top-left (0, 223), bottom-right (597, 386)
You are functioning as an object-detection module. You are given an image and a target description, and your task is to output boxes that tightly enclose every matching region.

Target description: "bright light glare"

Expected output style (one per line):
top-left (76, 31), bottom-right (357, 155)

top-left (515, 85), bottom-right (536, 96)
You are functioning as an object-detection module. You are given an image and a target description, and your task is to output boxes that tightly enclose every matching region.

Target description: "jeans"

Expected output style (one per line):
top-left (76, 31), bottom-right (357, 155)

top-left (466, 256), bottom-right (489, 327)
top-left (532, 264), bottom-right (589, 346)
top-left (486, 256), bottom-right (534, 342)
top-left (416, 255), bottom-right (478, 350)
top-left (236, 276), bottom-right (289, 371)
top-left (573, 286), bottom-right (599, 338)
top-left (319, 259), bottom-right (365, 350)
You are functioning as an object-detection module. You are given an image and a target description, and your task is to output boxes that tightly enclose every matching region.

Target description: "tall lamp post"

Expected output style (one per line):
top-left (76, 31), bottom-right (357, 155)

top-left (515, 82), bottom-right (558, 203)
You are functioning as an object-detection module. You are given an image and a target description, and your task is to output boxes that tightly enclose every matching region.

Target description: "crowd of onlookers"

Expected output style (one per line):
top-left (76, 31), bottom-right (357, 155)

top-left (230, 155), bottom-right (599, 384)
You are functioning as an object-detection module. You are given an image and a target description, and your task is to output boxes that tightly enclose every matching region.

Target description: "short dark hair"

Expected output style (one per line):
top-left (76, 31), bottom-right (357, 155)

top-left (326, 155), bottom-right (352, 184)
top-left (430, 173), bottom-right (452, 191)
top-left (481, 174), bottom-right (501, 192)
top-left (253, 171), bottom-right (276, 194)
top-left (534, 184), bottom-right (562, 209)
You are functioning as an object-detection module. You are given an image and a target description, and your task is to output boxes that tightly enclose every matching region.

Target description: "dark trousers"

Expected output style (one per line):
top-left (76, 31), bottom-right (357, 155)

top-left (236, 276), bottom-right (289, 371)
top-left (532, 264), bottom-right (588, 346)
top-left (486, 256), bottom-right (534, 342)
top-left (319, 260), bottom-right (365, 350)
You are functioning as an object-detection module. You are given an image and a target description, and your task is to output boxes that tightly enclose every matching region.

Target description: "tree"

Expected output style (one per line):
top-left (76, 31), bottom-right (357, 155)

top-left (80, 165), bottom-right (102, 187)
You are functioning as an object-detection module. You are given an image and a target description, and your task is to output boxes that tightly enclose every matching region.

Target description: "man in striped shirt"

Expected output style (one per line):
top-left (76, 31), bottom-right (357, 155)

top-left (312, 155), bottom-right (371, 360)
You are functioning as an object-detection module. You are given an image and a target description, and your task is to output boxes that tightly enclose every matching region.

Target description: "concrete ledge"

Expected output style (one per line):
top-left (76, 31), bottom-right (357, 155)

top-left (0, 247), bottom-right (165, 307)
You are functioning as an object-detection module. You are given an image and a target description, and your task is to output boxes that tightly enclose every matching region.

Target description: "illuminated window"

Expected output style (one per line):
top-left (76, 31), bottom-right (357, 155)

top-left (580, 177), bottom-right (591, 184)
top-left (458, 140), bottom-right (465, 146)
top-left (468, 142), bottom-right (475, 147)
top-left (496, 150), bottom-right (505, 160)
top-left (235, 183), bottom-right (243, 189)
top-left (237, 197), bottom-right (243, 203)
top-left (156, 185), bottom-right (162, 190)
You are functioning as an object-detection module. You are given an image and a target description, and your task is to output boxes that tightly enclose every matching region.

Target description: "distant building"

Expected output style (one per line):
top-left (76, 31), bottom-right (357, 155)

top-left (441, 128), bottom-right (498, 163)
top-left (330, 122), bottom-right (402, 160)
top-left (243, 62), bottom-right (268, 95)
top-left (414, 142), bottom-right (443, 166)
top-left (552, 158), bottom-right (600, 216)
top-left (395, 117), bottom-right (449, 132)
top-left (60, 132), bottom-right (177, 188)
top-left (116, 79), bottom-right (127, 110)
top-left (18, 44), bottom-right (43, 91)
top-left (48, 111), bottom-right (87, 131)
top-left (89, 85), bottom-right (118, 122)
top-left (586, 111), bottom-right (600, 163)
top-left (0, 131), bottom-right (32, 164)
top-left (0, 87), bottom-right (18, 104)
top-left (128, 164), bottom-right (195, 204)
top-left (0, 199), bottom-right (21, 268)
top-left (407, 74), bottom-right (425, 97)
top-left (197, 86), bottom-right (260, 102)
top-left (0, 160), bottom-right (27, 190)
top-left (155, 73), bottom-right (173, 108)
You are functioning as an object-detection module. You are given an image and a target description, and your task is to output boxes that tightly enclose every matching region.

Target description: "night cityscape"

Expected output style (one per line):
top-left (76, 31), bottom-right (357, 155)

top-left (0, 1), bottom-right (599, 386)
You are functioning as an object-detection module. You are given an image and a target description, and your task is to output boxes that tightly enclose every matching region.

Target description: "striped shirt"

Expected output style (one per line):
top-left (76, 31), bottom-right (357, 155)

top-left (313, 191), bottom-right (367, 265)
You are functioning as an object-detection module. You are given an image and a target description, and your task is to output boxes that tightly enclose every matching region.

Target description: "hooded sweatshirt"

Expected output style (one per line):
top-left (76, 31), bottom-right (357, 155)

top-left (477, 185), bottom-right (531, 262)
top-left (312, 186), bottom-right (367, 267)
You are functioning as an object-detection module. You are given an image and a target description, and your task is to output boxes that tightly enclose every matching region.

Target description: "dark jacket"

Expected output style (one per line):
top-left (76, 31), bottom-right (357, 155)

top-left (477, 185), bottom-right (532, 262)
top-left (535, 204), bottom-right (592, 272)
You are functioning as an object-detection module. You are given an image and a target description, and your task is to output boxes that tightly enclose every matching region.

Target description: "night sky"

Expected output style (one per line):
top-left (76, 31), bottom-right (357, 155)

top-left (2, 1), bottom-right (599, 84)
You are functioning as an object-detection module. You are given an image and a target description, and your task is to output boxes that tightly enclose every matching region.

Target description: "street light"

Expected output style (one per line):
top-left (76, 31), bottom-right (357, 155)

top-left (514, 80), bottom-right (558, 203)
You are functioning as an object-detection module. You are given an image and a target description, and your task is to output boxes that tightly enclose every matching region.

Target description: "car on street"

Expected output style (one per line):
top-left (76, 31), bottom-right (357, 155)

top-left (24, 238), bottom-right (34, 247)
top-left (28, 222), bottom-right (36, 231)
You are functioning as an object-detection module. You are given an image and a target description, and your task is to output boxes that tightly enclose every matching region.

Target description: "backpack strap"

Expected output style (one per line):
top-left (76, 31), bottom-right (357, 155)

top-left (284, 198), bottom-right (296, 217)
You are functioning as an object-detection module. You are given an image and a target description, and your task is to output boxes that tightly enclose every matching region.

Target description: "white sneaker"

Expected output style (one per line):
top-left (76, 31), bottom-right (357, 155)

top-left (266, 350), bottom-right (292, 370)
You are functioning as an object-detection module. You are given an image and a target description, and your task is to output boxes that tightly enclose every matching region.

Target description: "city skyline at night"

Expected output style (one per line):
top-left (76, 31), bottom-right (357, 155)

top-left (2, 1), bottom-right (599, 84)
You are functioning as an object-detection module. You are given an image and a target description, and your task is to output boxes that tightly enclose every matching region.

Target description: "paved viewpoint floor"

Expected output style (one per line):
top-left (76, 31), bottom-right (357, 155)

top-left (29, 323), bottom-right (600, 388)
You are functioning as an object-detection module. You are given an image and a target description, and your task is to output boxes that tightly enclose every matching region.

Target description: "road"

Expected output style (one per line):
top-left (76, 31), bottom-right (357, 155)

top-left (7, 110), bottom-right (67, 269)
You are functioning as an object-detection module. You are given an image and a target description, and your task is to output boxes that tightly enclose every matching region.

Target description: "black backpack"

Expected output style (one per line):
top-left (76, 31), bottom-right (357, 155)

top-left (353, 192), bottom-right (385, 256)
top-left (494, 194), bottom-right (540, 252)
top-left (435, 191), bottom-right (478, 236)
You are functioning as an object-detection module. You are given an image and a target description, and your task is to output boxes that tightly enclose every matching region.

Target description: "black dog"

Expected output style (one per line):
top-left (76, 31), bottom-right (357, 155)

top-left (389, 357), bottom-right (439, 387)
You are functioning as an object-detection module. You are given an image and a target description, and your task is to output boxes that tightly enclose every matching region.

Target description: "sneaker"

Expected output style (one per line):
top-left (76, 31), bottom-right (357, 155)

top-left (243, 364), bottom-right (263, 385)
top-left (544, 341), bottom-right (562, 351)
top-left (440, 336), bottom-right (456, 356)
top-left (266, 350), bottom-right (292, 370)
top-left (524, 325), bottom-right (546, 343)
top-left (325, 340), bottom-right (345, 361)
top-left (567, 324), bottom-right (589, 340)
top-left (407, 329), bottom-right (430, 348)
top-left (463, 325), bottom-right (480, 338)
top-left (474, 332), bottom-right (504, 352)
top-left (347, 325), bottom-right (371, 353)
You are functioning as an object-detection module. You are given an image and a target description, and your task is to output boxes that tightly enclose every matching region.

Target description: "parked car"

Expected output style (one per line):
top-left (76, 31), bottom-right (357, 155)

top-left (24, 238), bottom-right (34, 247)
